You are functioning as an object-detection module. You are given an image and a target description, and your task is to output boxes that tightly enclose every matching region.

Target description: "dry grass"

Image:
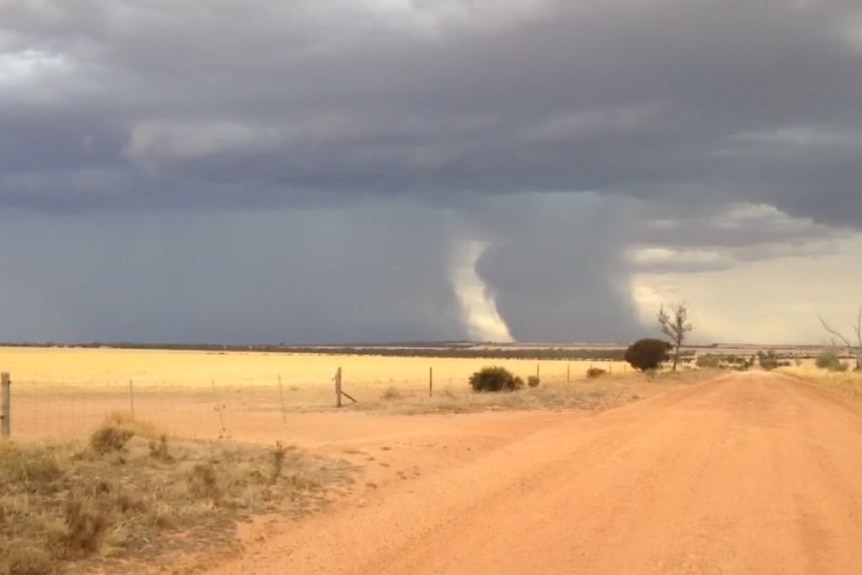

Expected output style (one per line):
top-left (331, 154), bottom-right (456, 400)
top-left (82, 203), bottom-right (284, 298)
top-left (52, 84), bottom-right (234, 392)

top-left (352, 370), bottom-right (711, 416)
top-left (4, 346), bottom-right (634, 439)
top-left (780, 364), bottom-right (862, 397)
top-left (0, 417), bottom-right (355, 575)
top-left (0, 346), bottom-right (630, 392)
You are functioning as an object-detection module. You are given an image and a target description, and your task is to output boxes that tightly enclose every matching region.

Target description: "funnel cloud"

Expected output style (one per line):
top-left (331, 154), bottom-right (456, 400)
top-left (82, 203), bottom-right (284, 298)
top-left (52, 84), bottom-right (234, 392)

top-left (451, 240), bottom-right (514, 343)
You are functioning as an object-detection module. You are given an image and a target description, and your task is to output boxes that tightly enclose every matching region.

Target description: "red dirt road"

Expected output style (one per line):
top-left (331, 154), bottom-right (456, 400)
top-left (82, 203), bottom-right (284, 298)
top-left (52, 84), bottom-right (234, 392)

top-left (203, 372), bottom-right (862, 575)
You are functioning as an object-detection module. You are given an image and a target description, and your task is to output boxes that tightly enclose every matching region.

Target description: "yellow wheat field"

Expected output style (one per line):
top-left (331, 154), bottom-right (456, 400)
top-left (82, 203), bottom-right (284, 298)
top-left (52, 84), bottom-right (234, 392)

top-left (0, 346), bottom-right (631, 392)
top-left (1, 346), bottom-right (637, 441)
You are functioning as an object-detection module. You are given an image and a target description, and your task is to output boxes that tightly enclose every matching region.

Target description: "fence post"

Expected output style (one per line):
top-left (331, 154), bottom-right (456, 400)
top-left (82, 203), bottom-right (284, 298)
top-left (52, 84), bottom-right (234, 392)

top-left (429, 367), bottom-right (433, 398)
top-left (333, 368), bottom-right (356, 408)
top-left (335, 368), bottom-right (343, 408)
top-left (129, 379), bottom-right (136, 419)
top-left (212, 379), bottom-right (226, 434)
top-left (1, 372), bottom-right (11, 439)
top-left (278, 375), bottom-right (287, 423)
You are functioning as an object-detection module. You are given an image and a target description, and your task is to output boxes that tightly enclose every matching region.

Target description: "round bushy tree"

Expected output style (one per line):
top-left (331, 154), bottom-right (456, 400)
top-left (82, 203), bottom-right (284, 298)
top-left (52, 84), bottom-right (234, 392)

top-left (624, 339), bottom-right (672, 372)
top-left (469, 366), bottom-right (524, 392)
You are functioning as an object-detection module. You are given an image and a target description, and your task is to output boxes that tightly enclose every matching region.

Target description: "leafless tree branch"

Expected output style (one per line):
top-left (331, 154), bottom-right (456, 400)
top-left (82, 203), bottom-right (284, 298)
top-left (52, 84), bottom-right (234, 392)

top-left (819, 308), bottom-right (862, 371)
top-left (658, 302), bottom-right (694, 372)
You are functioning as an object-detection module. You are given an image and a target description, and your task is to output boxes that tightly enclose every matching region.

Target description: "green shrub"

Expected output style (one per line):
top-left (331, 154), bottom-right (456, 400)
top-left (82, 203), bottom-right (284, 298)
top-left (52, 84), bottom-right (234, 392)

top-left (815, 352), bottom-right (848, 372)
top-left (586, 367), bottom-right (606, 378)
top-left (624, 339), bottom-right (672, 372)
top-left (468, 367), bottom-right (524, 393)
top-left (526, 376), bottom-right (540, 388)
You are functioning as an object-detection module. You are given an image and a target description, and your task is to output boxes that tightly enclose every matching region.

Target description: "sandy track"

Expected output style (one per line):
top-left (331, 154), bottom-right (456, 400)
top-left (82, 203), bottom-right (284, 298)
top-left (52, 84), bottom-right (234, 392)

top-left (201, 372), bottom-right (862, 575)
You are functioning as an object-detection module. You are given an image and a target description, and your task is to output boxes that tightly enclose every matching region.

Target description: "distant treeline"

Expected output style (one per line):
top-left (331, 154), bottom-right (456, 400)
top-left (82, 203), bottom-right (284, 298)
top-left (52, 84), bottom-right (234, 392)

top-left (280, 347), bottom-right (628, 361)
top-left (0, 342), bottom-right (627, 361)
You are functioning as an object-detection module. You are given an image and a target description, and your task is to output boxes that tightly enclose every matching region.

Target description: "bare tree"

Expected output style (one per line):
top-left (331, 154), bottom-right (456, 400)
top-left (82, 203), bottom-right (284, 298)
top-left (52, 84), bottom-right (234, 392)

top-left (658, 302), bottom-right (694, 372)
top-left (819, 308), bottom-right (862, 372)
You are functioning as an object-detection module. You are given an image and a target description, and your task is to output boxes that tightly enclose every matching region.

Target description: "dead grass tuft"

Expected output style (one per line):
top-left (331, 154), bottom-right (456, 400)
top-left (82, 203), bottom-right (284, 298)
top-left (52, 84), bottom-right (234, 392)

top-left (270, 442), bottom-right (287, 483)
top-left (62, 495), bottom-right (109, 556)
top-left (148, 435), bottom-right (173, 462)
top-left (355, 371), bottom-right (711, 416)
top-left (0, 543), bottom-right (54, 575)
top-left (102, 412), bottom-right (161, 439)
top-left (381, 386), bottom-right (406, 401)
top-left (187, 462), bottom-right (221, 502)
top-left (780, 365), bottom-right (862, 397)
top-left (89, 425), bottom-right (135, 455)
top-left (0, 415), bottom-right (355, 575)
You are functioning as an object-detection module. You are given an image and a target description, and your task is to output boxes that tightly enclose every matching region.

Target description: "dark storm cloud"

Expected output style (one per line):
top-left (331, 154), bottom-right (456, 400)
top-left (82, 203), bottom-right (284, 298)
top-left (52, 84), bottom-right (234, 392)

top-left (2, 0), bottom-right (861, 343)
top-left (1, 0), bottom-right (860, 220)
top-left (0, 204), bottom-right (464, 343)
top-left (473, 193), bottom-right (644, 342)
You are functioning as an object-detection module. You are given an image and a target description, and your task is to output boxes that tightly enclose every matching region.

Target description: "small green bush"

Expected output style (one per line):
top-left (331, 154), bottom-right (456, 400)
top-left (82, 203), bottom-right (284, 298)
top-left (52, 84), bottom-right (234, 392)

top-left (527, 376), bottom-right (541, 388)
top-left (586, 367), bottom-right (606, 378)
top-left (468, 367), bottom-right (524, 393)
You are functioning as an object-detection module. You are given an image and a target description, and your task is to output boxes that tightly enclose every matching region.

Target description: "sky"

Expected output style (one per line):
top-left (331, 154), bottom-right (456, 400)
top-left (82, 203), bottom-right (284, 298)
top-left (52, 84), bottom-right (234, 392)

top-left (0, 0), bottom-right (861, 345)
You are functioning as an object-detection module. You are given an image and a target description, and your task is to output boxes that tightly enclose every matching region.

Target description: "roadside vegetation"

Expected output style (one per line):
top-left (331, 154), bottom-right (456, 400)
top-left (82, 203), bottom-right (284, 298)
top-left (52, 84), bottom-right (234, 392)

top-left (0, 414), bottom-right (354, 575)
top-left (361, 364), bottom-right (713, 415)
top-left (695, 353), bottom-right (755, 370)
top-left (780, 351), bottom-right (862, 398)
top-left (624, 339), bottom-right (673, 372)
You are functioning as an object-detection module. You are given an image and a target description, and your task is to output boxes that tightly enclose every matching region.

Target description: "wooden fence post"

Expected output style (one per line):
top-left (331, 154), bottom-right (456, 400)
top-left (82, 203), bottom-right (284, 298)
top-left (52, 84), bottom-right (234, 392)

top-left (1, 372), bottom-right (11, 439)
top-left (335, 367), bottom-right (343, 408)
top-left (129, 379), bottom-right (136, 419)
top-left (278, 375), bottom-right (287, 423)
top-left (333, 367), bottom-right (356, 407)
top-left (567, 364), bottom-right (571, 383)
top-left (429, 367), bottom-right (433, 398)
top-left (212, 379), bottom-right (226, 434)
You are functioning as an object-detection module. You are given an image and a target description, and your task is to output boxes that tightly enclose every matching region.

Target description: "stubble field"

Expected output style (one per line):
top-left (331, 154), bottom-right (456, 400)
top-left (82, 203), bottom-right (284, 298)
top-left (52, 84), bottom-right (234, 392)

top-left (1, 346), bottom-right (642, 442)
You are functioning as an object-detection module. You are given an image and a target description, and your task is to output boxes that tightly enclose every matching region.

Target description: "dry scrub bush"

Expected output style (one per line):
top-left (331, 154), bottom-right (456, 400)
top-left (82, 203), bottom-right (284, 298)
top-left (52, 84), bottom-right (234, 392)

top-left (586, 367), bottom-right (607, 378)
top-left (0, 416), bottom-right (353, 575)
top-left (816, 352), bottom-right (849, 372)
top-left (89, 426), bottom-right (134, 455)
top-left (381, 386), bottom-right (404, 400)
top-left (469, 367), bottom-right (524, 392)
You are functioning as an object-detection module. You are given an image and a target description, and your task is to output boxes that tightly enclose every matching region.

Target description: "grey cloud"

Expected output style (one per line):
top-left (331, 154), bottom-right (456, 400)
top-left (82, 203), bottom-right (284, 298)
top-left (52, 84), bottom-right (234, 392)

top-left (0, 193), bottom-right (649, 344)
top-left (2, 0), bottom-right (861, 222)
top-left (629, 201), bottom-right (859, 276)
top-left (0, 203), bottom-right (465, 343)
top-left (2, 0), bottom-right (862, 343)
top-left (473, 193), bottom-right (644, 342)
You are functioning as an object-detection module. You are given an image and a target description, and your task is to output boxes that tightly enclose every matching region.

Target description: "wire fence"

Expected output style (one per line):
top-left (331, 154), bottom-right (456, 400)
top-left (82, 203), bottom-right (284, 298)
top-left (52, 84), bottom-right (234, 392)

top-left (3, 359), bottom-right (630, 442)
